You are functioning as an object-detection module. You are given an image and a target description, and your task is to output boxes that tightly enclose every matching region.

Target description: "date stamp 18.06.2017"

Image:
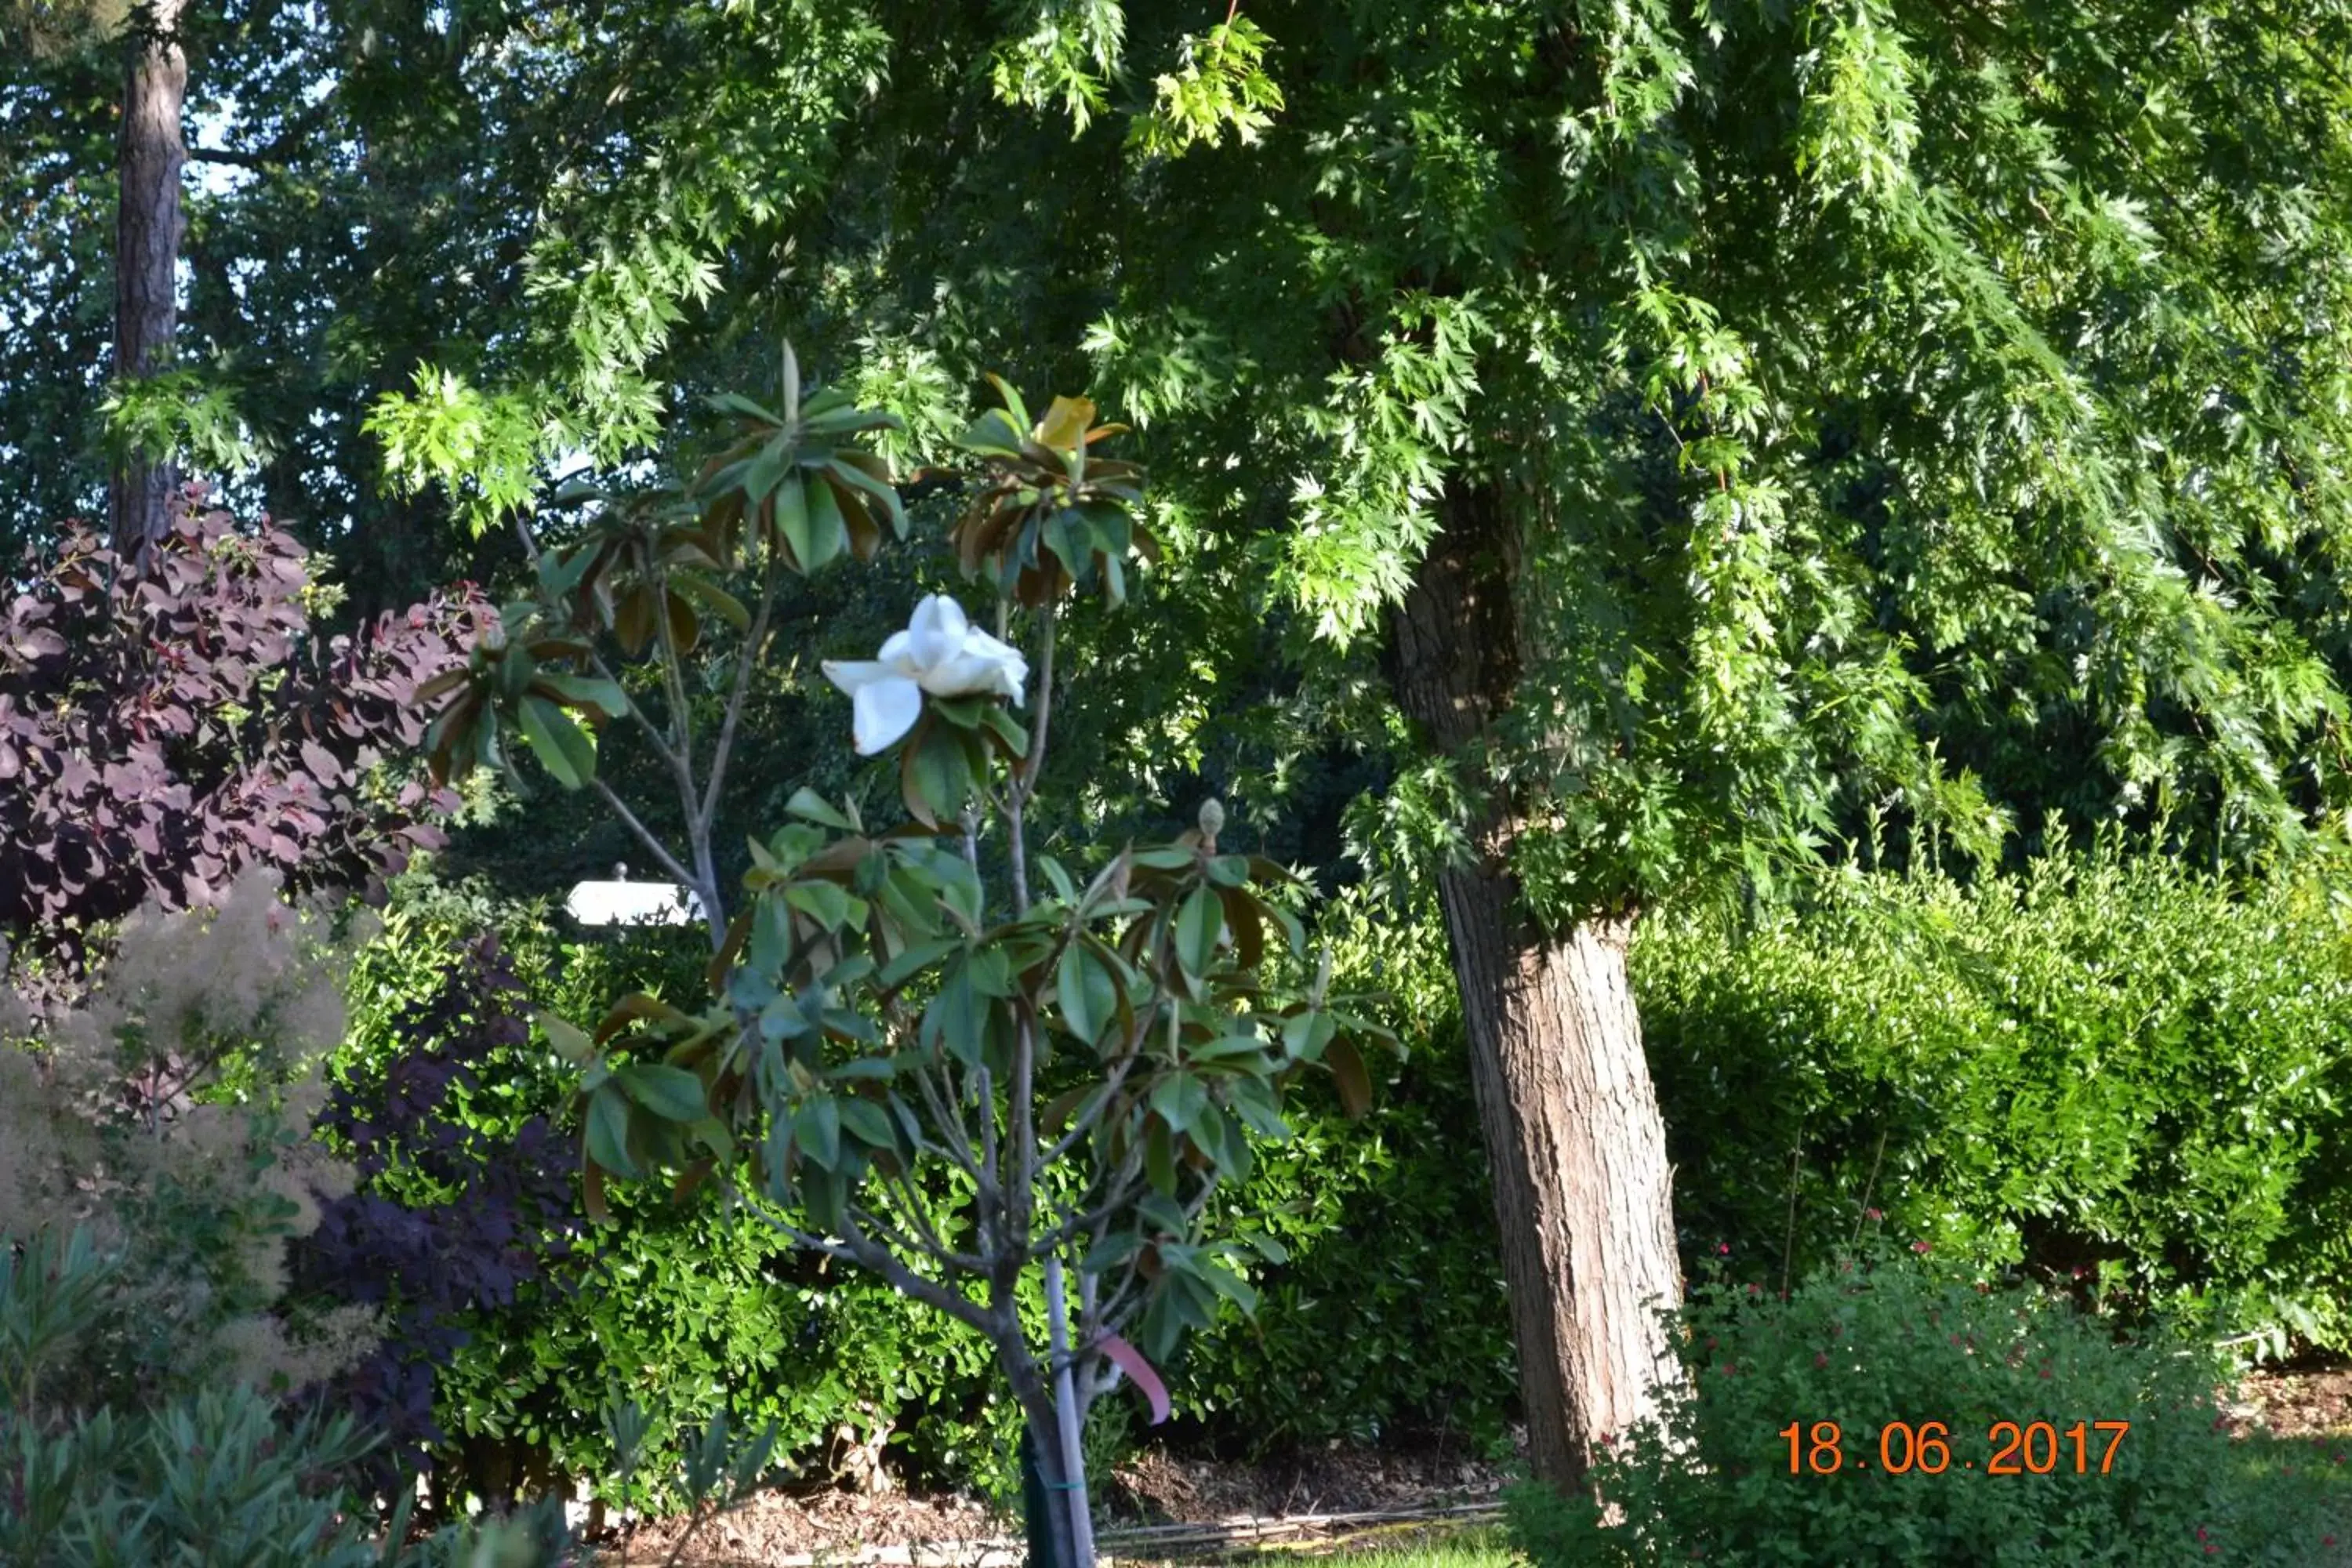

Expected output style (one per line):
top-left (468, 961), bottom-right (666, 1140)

top-left (1780, 1420), bottom-right (2132, 1476)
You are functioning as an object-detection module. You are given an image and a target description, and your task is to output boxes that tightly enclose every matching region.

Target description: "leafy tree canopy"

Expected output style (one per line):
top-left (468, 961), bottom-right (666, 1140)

top-left (13, 0), bottom-right (2352, 906)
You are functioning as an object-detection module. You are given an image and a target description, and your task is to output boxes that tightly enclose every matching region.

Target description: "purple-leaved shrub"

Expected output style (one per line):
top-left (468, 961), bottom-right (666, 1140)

top-left (0, 491), bottom-right (477, 978)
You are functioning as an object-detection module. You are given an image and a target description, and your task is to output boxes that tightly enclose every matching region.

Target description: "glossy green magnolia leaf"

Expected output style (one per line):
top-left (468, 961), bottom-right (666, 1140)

top-left (785, 879), bottom-right (858, 931)
top-left (1145, 1116), bottom-right (1177, 1195)
top-left (1057, 942), bottom-right (1118, 1044)
top-left (1226, 1073), bottom-right (1292, 1140)
top-left (804, 1170), bottom-right (849, 1233)
top-left (803, 472), bottom-right (848, 571)
top-left (666, 571), bottom-right (750, 633)
top-left (1199, 1256), bottom-right (1259, 1316)
top-left (517, 694), bottom-right (595, 788)
top-left (586, 1086), bottom-right (637, 1178)
top-left (539, 1010), bottom-right (597, 1065)
top-left (822, 454), bottom-right (907, 536)
top-left (901, 719), bottom-right (972, 828)
top-left (771, 473), bottom-right (814, 566)
top-left (1281, 1009), bottom-right (1335, 1062)
top-left (1081, 1230), bottom-right (1145, 1275)
top-left (981, 703), bottom-right (1030, 760)
top-left (838, 1096), bottom-right (895, 1149)
top-left (1149, 1070), bottom-right (1208, 1134)
top-left (1196, 1104), bottom-right (1252, 1181)
top-left (1037, 855), bottom-right (1078, 904)
top-left (794, 1094), bottom-right (842, 1168)
top-left (876, 936), bottom-right (962, 991)
top-left (535, 673), bottom-right (631, 717)
top-left (1174, 884), bottom-right (1223, 978)
top-left (924, 958), bottom-right (986, 1066)
top-left (619, 1063), bottom-right (709, 1123)
top-left (785, 787), bottom-right (856, 832)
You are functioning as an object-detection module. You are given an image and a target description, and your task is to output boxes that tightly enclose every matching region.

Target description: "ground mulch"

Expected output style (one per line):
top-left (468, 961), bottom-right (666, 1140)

top-left (590, 1436), bottom-right (1512, 1567)
top-left (2238, 1363), bottom-right (2352, 1441)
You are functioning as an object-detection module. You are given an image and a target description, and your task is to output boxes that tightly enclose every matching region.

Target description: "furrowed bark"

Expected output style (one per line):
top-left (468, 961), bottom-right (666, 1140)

top-left (111, 0), bottom-right (188, 557)
top-left (1388, 478), bottom-right (1686, 1489)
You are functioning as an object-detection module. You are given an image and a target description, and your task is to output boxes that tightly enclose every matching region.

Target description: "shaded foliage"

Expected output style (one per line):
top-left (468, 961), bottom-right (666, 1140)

top-left (296, 931), bottom-right (577, 1492)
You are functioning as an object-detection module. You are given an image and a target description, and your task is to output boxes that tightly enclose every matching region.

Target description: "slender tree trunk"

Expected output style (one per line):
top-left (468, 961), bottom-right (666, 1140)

top-left (1388, 479), bottom-right (1686, 1489)
top-left (111, 0), bottom-right (188, 557)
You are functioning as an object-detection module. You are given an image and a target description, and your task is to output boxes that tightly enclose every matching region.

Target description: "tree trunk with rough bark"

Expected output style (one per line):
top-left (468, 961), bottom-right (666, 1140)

top-left (1388, 479), bottom-right (1687, 1490)
top-left (111, 0), bottom-right (187, 557)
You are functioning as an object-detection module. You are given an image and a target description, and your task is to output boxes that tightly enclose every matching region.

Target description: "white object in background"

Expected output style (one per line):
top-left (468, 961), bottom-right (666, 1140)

top-left (564, 864), bottom-right (706, 927)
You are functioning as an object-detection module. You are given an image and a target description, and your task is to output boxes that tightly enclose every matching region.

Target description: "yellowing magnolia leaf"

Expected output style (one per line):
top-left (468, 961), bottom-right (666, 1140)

top-left (1035, 394), bottom-right (1098, 452)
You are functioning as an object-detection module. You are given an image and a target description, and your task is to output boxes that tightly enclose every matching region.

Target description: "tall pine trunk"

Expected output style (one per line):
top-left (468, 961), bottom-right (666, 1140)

top-left (111, 0), bottom-right (187, 557)
top-left (1388, 480), bottom-right (1686, 1488)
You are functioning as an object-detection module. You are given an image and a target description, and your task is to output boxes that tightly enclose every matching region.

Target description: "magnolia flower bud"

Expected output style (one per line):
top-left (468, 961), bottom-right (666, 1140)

top-left (1196, 797), bottom-right (1225, 843)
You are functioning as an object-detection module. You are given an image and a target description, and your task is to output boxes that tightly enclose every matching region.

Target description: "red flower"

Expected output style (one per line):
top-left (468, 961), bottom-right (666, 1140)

top-left (1815, 1352), bottom-right (1829, 1368)
top-left (1911, 1240), bottom-right (1932, 1254)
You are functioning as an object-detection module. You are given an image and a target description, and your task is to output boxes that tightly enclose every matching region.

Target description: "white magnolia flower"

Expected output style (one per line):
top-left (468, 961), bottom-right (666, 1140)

top-left (822, 594), bottom-right (1029, 755)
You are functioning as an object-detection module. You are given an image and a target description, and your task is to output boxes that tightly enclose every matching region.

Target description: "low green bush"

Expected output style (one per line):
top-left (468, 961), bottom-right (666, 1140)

top-left (1506, 1250), bottom-right (2352, 1566)
top-left (1638, 850), bottom-right (2352, 1353)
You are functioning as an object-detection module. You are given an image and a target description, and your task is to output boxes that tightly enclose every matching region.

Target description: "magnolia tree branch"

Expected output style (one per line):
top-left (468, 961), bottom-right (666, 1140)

top-left (583, 646), bottom-right (688, 779)
top-left (908, 1066), bottom-right (985, 1185)
top-left (698, 552), bottom-right (778, 839)
top-left (645, 555), bottom-right (728, 929)
top-left (876, 1165), bottom-right (989, 1274)
top-left (836, 1213), bottom-right (1000, 1339)
top-left (590, 776), bottom-right (703, 895)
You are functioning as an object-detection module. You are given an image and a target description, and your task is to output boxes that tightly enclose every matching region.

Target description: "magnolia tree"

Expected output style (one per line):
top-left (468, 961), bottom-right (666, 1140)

top-left (419, 357), bottom-right (1389, 1566)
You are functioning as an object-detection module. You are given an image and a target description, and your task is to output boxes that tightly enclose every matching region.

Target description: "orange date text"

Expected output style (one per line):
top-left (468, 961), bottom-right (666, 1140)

top-left (1779, 1420), bottom-right (2132, 1476)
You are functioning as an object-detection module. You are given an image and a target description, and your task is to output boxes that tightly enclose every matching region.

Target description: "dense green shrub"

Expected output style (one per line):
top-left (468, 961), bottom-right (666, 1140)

top-left (336, 877), bottom-right (1035, 1508)
top-left (328, 870), bottom-right (1520, 1502)
top-left (1506, 1250), bottom-right (2352, 1566)
top-left (1181, 1020), bottom-right (1514, 1454)
top-left (1638, 851), bottom-right (2352, 1353)
top-left (296, 931), bottom-right (579, 1497)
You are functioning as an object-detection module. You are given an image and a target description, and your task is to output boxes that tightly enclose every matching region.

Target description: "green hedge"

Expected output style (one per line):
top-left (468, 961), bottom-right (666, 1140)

top-left (1636, 851), bottom-right (2352, 1354)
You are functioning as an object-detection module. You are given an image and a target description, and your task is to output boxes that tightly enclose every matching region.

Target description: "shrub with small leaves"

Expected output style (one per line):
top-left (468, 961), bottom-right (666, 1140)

top-left (1637, 851), bottom-right (2352, 1356)
top-left (1507, 1249), bottom-right (2352, 1566)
